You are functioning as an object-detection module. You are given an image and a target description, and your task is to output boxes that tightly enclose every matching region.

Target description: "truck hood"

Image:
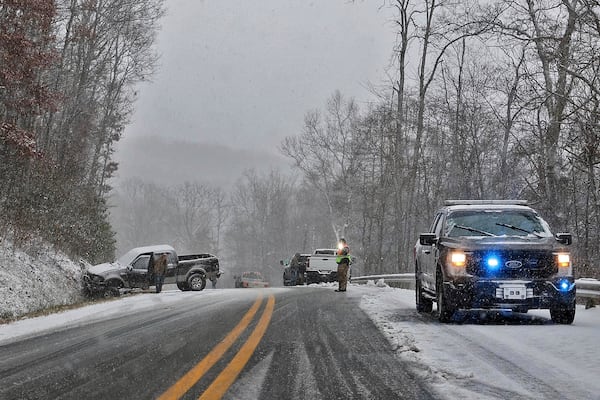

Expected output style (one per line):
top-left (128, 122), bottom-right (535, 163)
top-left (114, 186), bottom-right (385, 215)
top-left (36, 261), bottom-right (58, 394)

top-left (439, 236), bottom-right (567, 251)
top-left (87, 262), bottom-right (122, 276)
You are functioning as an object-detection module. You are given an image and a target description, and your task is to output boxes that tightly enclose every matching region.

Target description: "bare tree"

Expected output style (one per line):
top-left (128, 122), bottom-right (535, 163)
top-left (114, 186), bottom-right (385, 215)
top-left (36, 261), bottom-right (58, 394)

top-left (281, 91), bottom-right (364, 240)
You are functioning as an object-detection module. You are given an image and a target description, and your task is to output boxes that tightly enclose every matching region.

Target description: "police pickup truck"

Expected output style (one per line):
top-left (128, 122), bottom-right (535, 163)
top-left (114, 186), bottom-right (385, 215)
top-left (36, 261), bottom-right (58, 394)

top-left (84, 244), bottom-right (221, 297)
top-left (414, 200), bottom-right (575, 324)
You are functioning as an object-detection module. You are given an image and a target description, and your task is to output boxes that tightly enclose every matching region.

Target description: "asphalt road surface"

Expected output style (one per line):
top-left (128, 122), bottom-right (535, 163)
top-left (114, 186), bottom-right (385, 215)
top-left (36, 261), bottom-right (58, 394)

top-left (0, 287), bottom-right (434, 399)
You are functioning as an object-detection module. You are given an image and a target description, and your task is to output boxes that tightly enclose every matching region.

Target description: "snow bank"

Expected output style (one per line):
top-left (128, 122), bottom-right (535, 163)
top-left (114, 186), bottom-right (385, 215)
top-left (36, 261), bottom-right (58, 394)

top-left (0, 239), bottom-right (85, 320)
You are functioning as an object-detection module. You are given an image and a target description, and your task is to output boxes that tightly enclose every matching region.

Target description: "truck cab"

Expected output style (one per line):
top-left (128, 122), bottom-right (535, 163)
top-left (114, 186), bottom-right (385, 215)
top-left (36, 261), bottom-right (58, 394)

top-left (415, 200), bottom-right (575, 324)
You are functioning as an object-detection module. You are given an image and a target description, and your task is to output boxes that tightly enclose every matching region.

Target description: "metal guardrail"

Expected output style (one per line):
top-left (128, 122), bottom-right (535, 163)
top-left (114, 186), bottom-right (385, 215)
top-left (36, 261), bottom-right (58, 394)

top-left (350, 273), bottom-right (415, 289)
top-left (351, 274), bottom-right (600, 304)
top-left (576, 279), bottom-right (600, 308)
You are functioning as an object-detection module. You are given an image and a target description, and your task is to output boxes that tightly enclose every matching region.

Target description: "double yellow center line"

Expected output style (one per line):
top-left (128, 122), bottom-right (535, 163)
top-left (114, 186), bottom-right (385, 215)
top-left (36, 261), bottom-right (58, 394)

top-left (158, 293), bottom-right (276, 400)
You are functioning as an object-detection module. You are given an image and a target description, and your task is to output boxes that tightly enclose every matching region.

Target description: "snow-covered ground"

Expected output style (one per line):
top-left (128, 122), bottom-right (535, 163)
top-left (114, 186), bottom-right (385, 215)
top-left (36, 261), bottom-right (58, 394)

top-left (1, 277), bottom-right (599, 399)
top-left (358, 281), bottom-right (600, 400)
top-left (0, 240), bottom-right (85, 320)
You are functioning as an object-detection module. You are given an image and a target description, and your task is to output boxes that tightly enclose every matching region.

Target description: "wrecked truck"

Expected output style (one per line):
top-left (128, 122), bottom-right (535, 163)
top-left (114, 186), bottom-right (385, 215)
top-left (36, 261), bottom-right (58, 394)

top-left (84, 244), bottom-right (221, 297)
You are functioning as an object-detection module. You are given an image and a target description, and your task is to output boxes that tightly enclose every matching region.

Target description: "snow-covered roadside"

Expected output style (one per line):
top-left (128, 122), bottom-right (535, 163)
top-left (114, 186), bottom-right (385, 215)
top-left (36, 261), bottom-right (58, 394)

top-left (0, 287), bottom-right (216, 344)
top-left (0, 240), bottom-right (85, 320)
top-left (357, 281), bottom-right (600, 400)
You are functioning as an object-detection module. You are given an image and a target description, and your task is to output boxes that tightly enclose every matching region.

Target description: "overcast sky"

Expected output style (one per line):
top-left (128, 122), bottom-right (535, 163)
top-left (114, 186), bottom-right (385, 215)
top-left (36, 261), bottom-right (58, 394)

top-left (120, 0), bottom-right (397, 155)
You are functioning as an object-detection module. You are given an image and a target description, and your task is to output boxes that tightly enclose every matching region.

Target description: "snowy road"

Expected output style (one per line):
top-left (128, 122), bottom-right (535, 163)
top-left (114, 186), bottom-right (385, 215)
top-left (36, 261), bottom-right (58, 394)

top-left (1, 283), bottom-right (599, 399)
top-left (0, 286), bottom-right (431, 399)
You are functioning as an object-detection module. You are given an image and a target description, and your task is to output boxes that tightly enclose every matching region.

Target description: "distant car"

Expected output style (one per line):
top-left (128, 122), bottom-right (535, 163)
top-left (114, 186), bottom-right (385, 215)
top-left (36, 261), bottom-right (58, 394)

top-left (235, 271), bottom-right (270, 288)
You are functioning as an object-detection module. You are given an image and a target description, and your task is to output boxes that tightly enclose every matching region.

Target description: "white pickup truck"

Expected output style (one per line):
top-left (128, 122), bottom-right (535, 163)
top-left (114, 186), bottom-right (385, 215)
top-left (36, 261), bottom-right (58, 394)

top-left (305, 249), bottom-right (339, 284)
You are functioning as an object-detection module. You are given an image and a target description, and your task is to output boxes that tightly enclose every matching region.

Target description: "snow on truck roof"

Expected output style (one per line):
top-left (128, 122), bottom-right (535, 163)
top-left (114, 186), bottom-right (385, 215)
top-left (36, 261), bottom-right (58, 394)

top-left (117, 244), bottom-right (175, 265)
top-left (444, 200), bottom-right (529, 206)
top-left (443, 200), bottom-right (535, 212)
top-left (314, 249), bottom-right (336, 255)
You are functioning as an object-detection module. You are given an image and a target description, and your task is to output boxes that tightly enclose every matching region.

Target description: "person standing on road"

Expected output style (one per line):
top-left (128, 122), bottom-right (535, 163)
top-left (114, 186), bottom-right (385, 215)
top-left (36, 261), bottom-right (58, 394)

top-left (154, 253), bottom-right (168, 293)
top-left (290, 253), bottom-right (301, 285)
top-left (335, 238), bottom-right (350, 292)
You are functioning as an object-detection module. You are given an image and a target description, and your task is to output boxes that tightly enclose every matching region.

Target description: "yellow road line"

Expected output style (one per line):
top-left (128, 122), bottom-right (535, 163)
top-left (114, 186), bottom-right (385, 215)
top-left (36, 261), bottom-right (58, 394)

top-left (158, 294), bottom-right (264, 400)
top-left (198, 295), bottom-right (276, 400)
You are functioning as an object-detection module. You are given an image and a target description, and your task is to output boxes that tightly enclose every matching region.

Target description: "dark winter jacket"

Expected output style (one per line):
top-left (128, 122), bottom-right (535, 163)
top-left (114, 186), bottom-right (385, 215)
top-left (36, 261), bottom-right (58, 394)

top-left (154, 254), bottom-right (168, 275)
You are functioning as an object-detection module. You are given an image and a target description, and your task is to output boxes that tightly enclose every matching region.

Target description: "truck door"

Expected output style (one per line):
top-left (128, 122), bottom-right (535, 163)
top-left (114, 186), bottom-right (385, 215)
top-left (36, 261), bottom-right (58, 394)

top-left (421, 213), bottom-right (443, 290)
top-left (164, 251), bottom-right (178, 284)
top-left (128, 254), bottom-right (151, 288)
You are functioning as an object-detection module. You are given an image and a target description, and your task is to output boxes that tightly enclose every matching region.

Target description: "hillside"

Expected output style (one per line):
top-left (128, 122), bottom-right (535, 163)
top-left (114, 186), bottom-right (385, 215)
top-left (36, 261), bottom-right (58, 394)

top-left (0, 240), bottom-right (85, 320)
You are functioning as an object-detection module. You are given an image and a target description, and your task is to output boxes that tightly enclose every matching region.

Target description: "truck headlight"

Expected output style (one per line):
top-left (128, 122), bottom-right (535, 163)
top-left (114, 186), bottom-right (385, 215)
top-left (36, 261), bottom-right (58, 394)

top-left (450, 251), bottom-right (466, 267)
top-left (555, 253), bottom-right (572, 276)
top-left (447, 251), bottom-right (468, 276)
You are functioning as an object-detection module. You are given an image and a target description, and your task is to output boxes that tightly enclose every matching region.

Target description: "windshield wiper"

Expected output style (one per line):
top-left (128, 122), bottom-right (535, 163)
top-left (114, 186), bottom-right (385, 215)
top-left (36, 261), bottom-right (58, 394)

top-left (496, 222), bottom-right (542, 238)
top-left (454, 225), bottom-right (495, 236)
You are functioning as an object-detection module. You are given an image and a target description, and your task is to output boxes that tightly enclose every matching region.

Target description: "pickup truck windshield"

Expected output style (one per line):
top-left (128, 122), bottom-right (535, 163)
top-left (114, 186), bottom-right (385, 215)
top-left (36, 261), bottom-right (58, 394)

top-left (314, 250), bottom-right (335, 255)
top-left (446, 210), bottom-right (549, 238)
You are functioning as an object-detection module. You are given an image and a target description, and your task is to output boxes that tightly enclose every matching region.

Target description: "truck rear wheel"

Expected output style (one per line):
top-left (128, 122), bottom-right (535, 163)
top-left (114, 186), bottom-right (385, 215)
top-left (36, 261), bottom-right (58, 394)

top-left (187, 274), bottom-right (206, 291)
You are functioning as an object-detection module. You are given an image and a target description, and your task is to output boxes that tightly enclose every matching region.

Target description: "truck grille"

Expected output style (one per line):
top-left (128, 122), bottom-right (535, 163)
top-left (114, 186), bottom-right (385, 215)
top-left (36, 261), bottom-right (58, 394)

top-left (467, 250), bottom-right (557, 279)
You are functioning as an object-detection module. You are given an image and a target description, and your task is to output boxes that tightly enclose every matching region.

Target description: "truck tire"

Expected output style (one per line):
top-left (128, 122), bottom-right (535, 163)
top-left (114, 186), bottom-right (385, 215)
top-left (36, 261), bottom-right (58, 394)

top-left (102, 280), bottom-right (122, 298)
top-left (436, 270), bottom-right (455, 323)
top-left (550, 301), bottom-right (576, 324)
top-left (177, 282), bottom-right (189, 291)
top-left (102, 286), bottom-right (120, 298)
top-left (187, 274), bottom-right (206, 291)
top-left (415, 265), bottom-right (433, 313)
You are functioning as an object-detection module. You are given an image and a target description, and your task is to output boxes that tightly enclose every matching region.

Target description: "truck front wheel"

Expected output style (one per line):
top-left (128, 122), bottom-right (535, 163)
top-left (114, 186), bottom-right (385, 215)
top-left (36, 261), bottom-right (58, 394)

top-left (550, 301), bottom-right (576, 324)
top-left (436, 270), bottom-right (456, 323)
top-left (188, 274), bottom-right (206, 291)
top-left (416, 265), bottom-right (432, 313)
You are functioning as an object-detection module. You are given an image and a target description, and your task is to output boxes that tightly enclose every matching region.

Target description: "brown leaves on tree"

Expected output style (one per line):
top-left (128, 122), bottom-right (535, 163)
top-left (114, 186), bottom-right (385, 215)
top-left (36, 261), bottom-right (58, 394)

top-left (0, 122), bottom-right (42, 158)
top-left (0, 0), bottom-right (58, 155)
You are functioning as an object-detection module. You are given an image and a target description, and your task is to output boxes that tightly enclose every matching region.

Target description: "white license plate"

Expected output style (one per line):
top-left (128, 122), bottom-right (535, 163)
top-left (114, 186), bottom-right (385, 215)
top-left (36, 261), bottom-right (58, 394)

top-left (503, 286), bottom-right (526, 300)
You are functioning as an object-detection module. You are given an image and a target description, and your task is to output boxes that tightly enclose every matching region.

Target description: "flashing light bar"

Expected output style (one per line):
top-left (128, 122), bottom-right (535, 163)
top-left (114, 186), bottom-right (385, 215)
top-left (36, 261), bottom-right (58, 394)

top-left (444, 200), bottom-right (529, 206)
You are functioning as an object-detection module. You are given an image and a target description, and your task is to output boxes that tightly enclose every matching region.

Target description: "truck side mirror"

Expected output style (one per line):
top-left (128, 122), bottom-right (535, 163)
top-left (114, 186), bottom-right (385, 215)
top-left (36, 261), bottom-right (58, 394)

top-left (555, 232), bottom-right (572, 245)
top-left (419, 233), bottom-right (437, 246)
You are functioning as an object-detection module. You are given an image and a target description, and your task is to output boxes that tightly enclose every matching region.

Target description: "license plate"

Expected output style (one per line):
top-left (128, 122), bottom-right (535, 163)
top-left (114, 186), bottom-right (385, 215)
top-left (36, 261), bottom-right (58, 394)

top-left (503, 286), bottom-right (526, 300)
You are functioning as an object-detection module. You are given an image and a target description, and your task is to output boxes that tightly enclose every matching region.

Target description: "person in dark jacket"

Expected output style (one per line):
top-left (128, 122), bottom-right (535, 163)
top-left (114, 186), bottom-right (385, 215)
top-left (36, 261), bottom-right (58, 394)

top-left (154, 253), bottom-right (168, 293)
top-left (289, 253), bottom-right (301, 285)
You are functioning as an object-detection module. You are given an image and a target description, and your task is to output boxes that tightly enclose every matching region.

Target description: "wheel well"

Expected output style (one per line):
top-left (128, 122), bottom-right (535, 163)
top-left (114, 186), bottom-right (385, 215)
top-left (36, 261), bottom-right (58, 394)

top-left (106, 278), bottom-right (124, 288)
top-left (187, 269), bottom-right (206, 280)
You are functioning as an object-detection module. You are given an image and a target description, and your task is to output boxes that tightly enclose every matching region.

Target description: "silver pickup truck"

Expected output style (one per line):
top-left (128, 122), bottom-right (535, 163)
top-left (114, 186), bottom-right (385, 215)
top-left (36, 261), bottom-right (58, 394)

top-left (84, 244), bottom-right (221, 297)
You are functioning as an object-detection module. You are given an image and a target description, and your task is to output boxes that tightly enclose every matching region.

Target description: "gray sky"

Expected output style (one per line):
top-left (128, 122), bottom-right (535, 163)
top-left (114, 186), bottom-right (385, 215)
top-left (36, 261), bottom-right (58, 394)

top-left (120, 0), bottom-right (397, 155)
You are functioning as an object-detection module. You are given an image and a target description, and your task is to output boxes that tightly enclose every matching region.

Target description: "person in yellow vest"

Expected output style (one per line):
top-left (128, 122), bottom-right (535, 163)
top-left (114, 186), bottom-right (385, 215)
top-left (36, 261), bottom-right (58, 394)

top-left (335, 238), bottom-right (350, 292)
